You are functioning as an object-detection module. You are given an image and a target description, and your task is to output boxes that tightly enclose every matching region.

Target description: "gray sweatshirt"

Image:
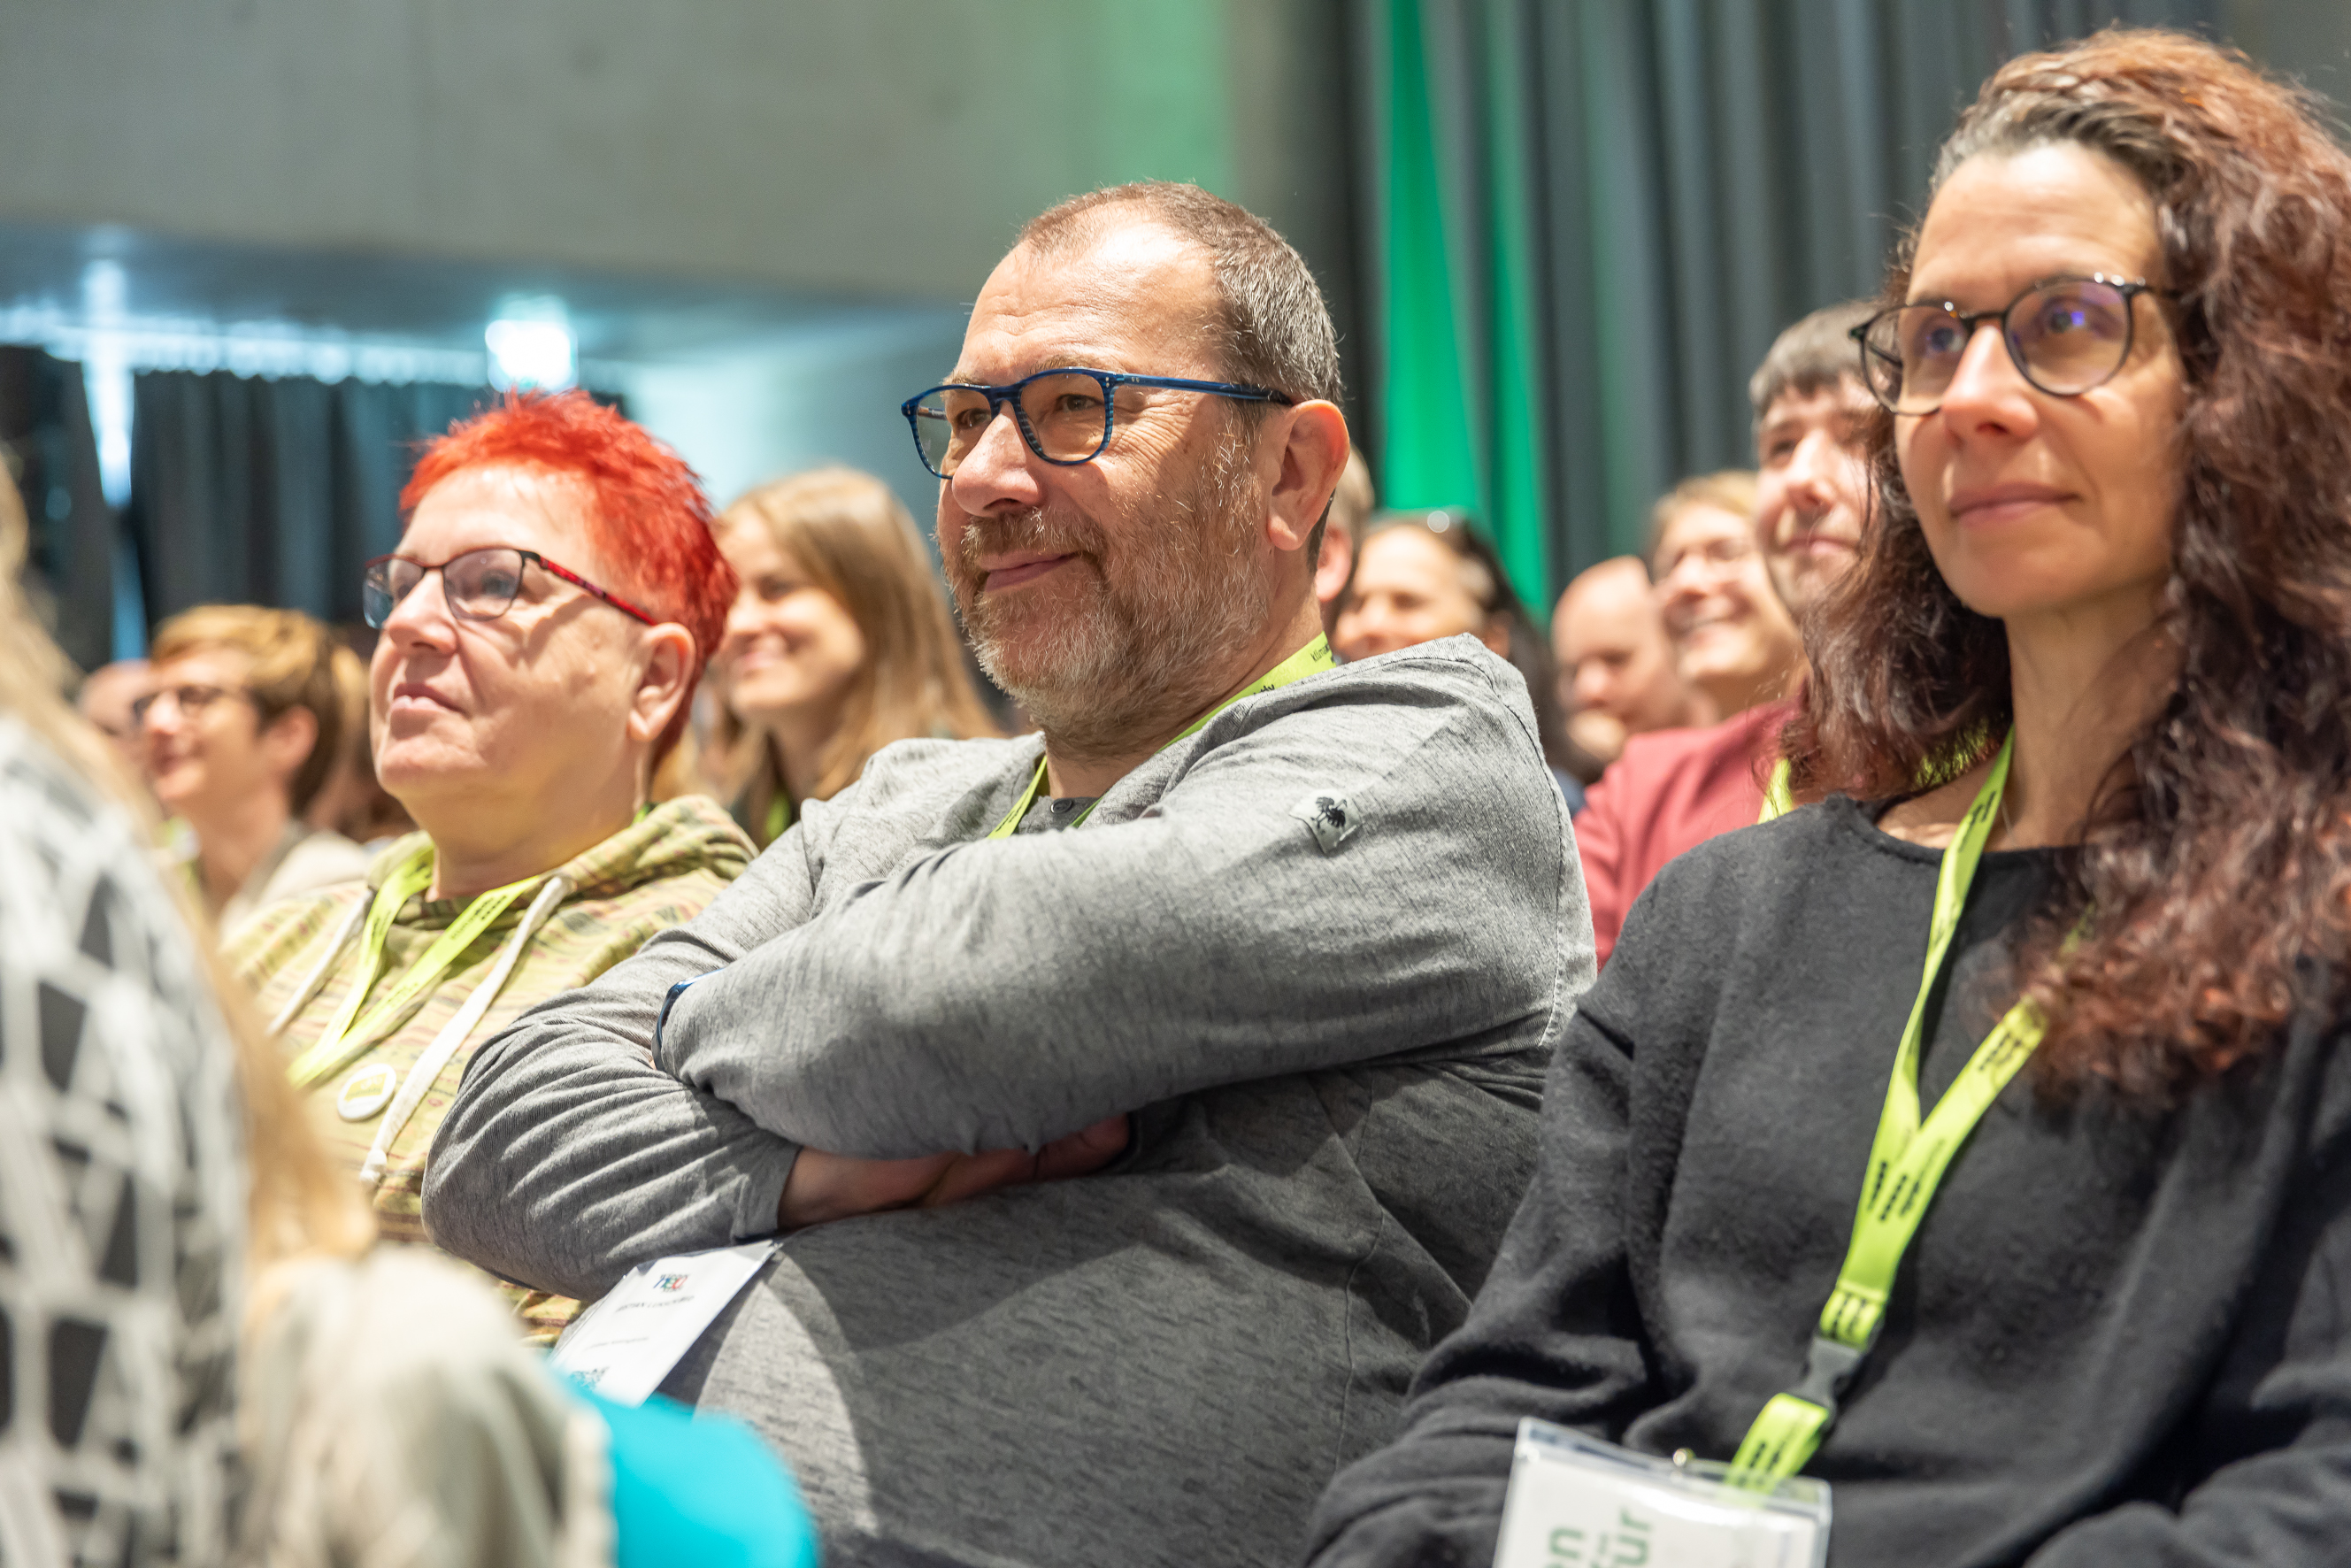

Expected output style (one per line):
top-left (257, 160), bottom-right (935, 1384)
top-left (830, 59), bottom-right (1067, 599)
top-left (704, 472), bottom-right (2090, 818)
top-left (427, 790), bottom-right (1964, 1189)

top-left (422, 635), bottom-right (1594, 1568)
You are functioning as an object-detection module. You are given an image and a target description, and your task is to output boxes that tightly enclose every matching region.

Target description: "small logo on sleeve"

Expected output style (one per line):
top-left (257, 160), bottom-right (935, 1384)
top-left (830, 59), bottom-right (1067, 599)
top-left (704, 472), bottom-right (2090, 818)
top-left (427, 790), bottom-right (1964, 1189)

top-left (1289, 792), bottom-right (1359, 853)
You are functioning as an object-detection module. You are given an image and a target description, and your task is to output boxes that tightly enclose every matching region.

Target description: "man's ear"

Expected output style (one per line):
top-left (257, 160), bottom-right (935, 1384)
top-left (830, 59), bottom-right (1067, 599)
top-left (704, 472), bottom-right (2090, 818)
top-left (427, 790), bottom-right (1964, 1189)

top-left (626, 625), bottom-right (700, 749)
top-left (1265, 401), bottom-right (1350, 555)
top-left (257, 705), bottom-right (319, 788)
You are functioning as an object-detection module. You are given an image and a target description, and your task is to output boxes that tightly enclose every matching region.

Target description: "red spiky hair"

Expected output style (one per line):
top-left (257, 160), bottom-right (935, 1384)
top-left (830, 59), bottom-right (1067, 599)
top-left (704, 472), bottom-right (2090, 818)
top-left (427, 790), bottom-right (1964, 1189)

top-left (400, 388), bottom-right (735, 764)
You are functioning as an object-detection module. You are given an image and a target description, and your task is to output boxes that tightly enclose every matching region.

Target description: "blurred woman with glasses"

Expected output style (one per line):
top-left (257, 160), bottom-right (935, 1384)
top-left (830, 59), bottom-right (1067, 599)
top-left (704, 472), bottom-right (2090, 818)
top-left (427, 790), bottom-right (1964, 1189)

top-left (1313, 31), bottom-right (2351, 1568)
top-left (1334, 509), bottom-right (1595, 807)
top-left (710, 466), bottom-right (998, 849)
top-left (227, 390), bottom-right (755, 1341)
top-left (142, 603), bottom-right (372, 935)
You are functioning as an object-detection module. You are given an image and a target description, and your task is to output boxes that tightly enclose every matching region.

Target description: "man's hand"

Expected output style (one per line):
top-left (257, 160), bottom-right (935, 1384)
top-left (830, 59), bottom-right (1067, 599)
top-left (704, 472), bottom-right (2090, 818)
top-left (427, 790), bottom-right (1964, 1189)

top-left (777, 1114), bottom-right (1131, 1231)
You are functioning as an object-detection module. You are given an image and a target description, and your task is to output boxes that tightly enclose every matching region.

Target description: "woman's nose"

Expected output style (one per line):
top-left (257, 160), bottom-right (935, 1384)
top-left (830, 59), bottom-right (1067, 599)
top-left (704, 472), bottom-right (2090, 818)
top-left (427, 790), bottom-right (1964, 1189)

top-left (380, 565), bottom-right (457, 645)
top-left (1936, 321), bottom-right (2040, 435)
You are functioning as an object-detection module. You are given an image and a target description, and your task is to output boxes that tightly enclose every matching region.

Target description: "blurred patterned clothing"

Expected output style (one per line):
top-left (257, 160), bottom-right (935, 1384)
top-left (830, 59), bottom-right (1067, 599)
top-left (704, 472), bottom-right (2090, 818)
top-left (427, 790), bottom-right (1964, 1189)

top-left (229, 796), bottom-right (750, 1341)
top-left (0, 717), bottom-right (246, 1566)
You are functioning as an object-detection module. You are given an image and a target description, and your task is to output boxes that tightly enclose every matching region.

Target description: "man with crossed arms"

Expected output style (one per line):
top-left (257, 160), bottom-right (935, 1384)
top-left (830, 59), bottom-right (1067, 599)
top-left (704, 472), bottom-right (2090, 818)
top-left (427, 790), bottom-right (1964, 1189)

top-left (425, 181), bottom-right (1590, 1567)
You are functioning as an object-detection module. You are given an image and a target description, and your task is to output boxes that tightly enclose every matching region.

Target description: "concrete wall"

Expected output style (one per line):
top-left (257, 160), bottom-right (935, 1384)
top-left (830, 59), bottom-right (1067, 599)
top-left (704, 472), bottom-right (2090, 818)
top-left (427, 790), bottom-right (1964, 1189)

top-left (0, 0), bottom-right (1357, 316)
top-left (0, 0), bottom-right (1365, 613)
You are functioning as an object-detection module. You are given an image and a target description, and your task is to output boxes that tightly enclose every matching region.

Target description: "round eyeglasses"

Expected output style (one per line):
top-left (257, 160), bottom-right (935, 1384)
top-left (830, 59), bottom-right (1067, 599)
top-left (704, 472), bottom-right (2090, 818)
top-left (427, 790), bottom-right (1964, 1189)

top-left (362, 547), bottom-right (657, 630)
top-left (901, 368), bottom-right (1294, 480)
top-left (1851, 274), bottom-right (2163, 416)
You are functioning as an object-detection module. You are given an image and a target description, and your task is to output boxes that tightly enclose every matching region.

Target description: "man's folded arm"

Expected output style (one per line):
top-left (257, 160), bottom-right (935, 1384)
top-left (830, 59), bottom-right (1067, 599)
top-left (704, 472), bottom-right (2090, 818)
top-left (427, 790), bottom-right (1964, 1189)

top-left (422, 832), bottom-right (826, 1301)
top-left (659, 691), bottom-right (1587, 1160)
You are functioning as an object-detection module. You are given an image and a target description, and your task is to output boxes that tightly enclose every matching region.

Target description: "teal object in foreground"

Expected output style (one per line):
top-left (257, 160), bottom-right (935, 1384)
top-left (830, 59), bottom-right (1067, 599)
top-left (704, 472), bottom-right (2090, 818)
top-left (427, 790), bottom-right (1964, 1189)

top-left (574, 1385), bottom-right (819, 1568)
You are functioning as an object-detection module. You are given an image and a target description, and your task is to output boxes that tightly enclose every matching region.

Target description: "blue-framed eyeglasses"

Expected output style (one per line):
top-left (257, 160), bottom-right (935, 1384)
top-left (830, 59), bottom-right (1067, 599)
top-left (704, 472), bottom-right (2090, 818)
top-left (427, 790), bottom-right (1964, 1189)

top-left (900, 368), bottom-right (1294, 479)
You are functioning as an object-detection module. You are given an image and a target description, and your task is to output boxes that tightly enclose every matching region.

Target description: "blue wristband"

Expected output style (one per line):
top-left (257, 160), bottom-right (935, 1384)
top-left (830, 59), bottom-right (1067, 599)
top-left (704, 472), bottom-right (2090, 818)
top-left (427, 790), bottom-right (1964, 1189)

top-left (655, 972), bottom-right (714, 1057)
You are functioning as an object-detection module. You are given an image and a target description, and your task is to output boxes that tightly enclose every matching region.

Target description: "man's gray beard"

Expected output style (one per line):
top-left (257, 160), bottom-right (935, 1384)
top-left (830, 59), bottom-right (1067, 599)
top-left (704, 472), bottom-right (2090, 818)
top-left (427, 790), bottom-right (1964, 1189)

top-left (950, 434), bottom-right (1273, 761)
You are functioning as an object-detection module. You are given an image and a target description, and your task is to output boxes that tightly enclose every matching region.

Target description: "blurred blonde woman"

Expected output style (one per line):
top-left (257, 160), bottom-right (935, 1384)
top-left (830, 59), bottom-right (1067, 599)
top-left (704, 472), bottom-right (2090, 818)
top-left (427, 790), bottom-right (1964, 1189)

top-left (713, 466), bottom-right (998, 846)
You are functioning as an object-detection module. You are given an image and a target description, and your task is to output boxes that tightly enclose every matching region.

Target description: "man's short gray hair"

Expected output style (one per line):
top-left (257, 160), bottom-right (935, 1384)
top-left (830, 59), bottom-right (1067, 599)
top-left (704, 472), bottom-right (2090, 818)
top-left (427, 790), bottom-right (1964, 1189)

top-left (1748, 300), bottom-right (1877, 427)
top-left (1020, 181), bottom-right (1343, 408)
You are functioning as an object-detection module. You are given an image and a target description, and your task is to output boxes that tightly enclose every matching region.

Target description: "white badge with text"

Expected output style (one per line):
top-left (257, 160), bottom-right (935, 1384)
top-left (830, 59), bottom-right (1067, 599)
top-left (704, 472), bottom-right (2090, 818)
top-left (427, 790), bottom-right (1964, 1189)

top-left (1493, 1419), bottom-right (1830, 1568)
top-left (548, 1241), bottom-right (776, 1406)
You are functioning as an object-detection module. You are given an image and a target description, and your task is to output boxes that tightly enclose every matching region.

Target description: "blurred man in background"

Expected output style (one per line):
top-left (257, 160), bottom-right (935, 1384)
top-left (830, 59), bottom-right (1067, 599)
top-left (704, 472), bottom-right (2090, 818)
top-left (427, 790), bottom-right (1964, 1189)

top-left (1552, 556), bottom-right (1709, 767)
top-left (1313, 445), bottom-right (1375, 639)
top-left (75, 657), bottom-right (154, 786)
top-left (426, 182), bottom-right (1580, 1568)
top-left (1573, 300), bottom-right (1875, 965)
top-left (142, 605), bottom-right (370, 934)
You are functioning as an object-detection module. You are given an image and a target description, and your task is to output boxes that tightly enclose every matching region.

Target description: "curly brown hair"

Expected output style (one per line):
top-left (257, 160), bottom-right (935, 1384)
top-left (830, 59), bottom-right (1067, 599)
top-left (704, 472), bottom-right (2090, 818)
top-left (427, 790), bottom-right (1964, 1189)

top-left (1786, 28), bottom-right (2351, 1096)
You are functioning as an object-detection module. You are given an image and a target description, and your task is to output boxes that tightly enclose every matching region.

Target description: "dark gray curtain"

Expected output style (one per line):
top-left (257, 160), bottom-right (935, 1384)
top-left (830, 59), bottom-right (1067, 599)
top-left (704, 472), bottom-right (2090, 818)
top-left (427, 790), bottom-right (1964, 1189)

top-left (0, 348), bottom-right (112, 672)
top-left (127, 373), bottom-right (495, 627)
top-left (1355, 0), bottom-right (2228, 595)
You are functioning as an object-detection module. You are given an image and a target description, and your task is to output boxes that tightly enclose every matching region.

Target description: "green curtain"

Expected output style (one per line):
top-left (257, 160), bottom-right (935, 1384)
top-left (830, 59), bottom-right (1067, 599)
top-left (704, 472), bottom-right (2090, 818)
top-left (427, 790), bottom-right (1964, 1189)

top-left (1373, 0), bottom-right (1553, 611)
top-left (1359, 0), bottom-right (2224, 615)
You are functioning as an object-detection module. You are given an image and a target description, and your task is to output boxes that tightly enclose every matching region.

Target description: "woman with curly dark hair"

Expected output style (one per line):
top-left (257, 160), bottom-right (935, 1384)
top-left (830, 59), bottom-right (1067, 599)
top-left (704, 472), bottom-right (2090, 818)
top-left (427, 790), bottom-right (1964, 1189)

top-left (1307, 29), bottom-right (2351, 1568)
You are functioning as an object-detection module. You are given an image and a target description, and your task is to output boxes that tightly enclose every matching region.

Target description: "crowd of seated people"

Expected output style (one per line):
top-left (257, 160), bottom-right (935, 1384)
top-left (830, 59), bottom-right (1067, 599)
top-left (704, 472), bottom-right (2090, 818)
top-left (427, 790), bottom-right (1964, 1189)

top-left (12, 26), bottom-right (2351, 1568)
top-left (0, 461), bottom-right (812, 1565)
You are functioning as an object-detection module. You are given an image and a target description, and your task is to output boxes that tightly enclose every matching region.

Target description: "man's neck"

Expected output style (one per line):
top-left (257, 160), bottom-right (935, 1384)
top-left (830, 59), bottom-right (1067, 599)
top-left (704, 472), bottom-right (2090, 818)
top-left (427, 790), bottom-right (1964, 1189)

top-left (188, 788), bottom-right (295, 914)
top-left (1041, 598), bottom-right (1324, 800)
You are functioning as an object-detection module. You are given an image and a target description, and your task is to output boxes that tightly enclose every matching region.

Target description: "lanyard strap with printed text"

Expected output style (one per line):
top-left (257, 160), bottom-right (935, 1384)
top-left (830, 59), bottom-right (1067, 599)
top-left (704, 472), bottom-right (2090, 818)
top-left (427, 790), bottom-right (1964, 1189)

top-left (284, 845), bottom-right (546, 1090)
top-left (985, 634), bottom-right (1337, 840)
top-left (1729, 733), bottom-right (2048, 1487)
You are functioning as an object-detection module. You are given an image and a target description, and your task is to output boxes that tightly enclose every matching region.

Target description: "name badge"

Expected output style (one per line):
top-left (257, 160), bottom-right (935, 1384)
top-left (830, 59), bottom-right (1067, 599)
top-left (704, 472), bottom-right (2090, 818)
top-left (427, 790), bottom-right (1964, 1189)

top-left (548, 1241), bottom-right (777, 1407)
top-left (1492, 1419), bottom-right (1829, 1568)
top-left (335, 1064), bottom-right (399, 1122)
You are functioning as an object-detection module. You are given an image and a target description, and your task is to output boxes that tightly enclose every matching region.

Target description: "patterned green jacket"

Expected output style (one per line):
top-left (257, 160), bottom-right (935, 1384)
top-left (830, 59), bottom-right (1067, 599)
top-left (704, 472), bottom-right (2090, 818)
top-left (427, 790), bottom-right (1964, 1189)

top-left (231, 794), bottom-right (754, 1338)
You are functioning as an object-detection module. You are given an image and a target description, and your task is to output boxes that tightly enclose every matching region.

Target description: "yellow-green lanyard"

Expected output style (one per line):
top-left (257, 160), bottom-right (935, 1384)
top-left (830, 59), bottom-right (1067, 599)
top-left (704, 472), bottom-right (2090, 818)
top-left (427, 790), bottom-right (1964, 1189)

top-left (284, 844), bottom-right (545, 1090)
top-left (1729, 733), bottom-right (2046, 1487)
top-left (1758, 757), bottom-right (1795, 822)
top-left (985, 634), bottom-right (1338, 840)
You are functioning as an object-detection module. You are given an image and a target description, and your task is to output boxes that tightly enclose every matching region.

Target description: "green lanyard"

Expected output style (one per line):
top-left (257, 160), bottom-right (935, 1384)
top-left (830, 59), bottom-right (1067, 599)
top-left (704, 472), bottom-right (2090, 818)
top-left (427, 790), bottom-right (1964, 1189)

top-left (764, 789), bottom-right (794, 846)
top-left (284, 844), bottom-right (546, 1090)
top-left (1729, 734), bottom-right (2046, 1486)
top-left (1758, 757), bottom-right (1795, 822)
top-left (985, 634), bottom-right (1337, 840)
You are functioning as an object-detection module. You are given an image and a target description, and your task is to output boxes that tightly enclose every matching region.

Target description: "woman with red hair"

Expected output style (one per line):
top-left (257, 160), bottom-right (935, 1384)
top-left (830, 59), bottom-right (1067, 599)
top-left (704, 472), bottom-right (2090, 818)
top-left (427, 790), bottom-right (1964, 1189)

top-left (1312, 31), bottom-right (2351, 1567)
top-left (229, 389), bottom-right (754, 1339)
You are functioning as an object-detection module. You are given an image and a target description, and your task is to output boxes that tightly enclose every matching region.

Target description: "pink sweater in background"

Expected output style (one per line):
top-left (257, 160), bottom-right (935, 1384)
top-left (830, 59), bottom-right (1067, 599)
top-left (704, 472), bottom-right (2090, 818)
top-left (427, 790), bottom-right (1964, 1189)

top-left (1575, 696), bottom-right (1796, 967)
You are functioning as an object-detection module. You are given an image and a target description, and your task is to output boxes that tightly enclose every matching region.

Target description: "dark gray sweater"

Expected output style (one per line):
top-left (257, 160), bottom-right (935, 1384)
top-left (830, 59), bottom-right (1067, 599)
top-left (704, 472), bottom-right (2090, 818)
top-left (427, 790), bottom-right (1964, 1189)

top-left (422, 637), bottom-right (1594, 1568)
top-left (1309, 794), bottom-right (2351, 1568)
